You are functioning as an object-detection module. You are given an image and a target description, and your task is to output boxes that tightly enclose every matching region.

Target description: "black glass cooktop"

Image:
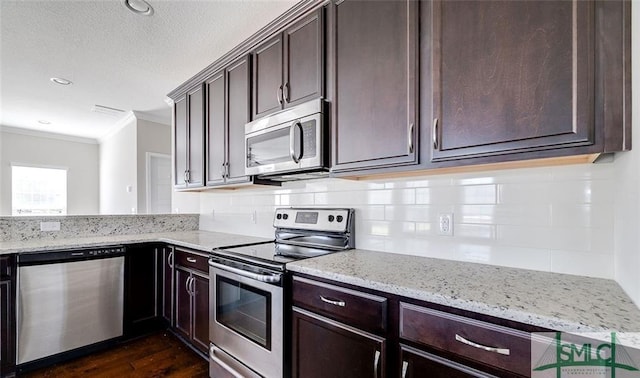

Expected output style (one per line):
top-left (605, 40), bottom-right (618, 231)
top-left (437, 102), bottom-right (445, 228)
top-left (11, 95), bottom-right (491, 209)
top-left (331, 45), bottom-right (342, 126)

top-left (214, 241), bottom-right (339, 270)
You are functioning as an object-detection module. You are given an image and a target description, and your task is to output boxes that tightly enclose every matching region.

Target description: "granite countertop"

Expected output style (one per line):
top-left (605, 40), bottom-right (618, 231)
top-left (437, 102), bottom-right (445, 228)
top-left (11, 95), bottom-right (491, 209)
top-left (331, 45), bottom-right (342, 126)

top-left (0, 230), bottom-right (271, 254)
top-left (287, 249), bottom-right (640, 333)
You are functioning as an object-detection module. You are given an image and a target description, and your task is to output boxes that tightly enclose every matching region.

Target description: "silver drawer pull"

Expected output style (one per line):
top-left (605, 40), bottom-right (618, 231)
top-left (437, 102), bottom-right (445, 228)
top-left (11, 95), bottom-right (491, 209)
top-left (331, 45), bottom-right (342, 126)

top-left (186, 257), bottom-right (197, 263)
top-left (401, 360), bottom-right (409, 378)
top-left (319, 295), bottom-right (346, 307)
top-left (455, 334), bottom-right (510, 356)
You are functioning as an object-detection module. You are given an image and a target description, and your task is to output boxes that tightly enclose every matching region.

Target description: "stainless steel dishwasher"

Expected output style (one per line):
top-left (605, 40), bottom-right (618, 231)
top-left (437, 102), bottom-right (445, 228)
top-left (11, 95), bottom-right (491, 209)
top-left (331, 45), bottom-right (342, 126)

top-left (16, 246), bottom-right (125, 365)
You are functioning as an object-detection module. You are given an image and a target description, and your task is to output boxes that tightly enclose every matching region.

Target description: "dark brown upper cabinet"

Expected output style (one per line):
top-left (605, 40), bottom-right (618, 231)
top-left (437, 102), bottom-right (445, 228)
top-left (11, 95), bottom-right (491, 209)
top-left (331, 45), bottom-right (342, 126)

top-left (206, 55), bottom-right (252, 187)
top-left (173, 86), bottom-right (205, 189)
top-left (426, 0), bottom-right (630, 165)
top-left (252, 9), bottom-right (324, 120)
top-left (331, 0), bottom-right (419, 173)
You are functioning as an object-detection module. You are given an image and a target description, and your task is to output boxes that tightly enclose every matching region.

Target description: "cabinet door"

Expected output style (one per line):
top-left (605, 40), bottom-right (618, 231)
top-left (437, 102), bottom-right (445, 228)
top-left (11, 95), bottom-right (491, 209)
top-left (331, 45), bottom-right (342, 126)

top-left (430, 1), bottom-right (594, 162)
top-left (332, 0), bottom-right (418, 172)
top-left (174, 269), bottom-right (192, 340)
top-left (400, 345), bottom-right (496, 378)
top-left (173, 96), bottom-right (188, 188)
top-left (187, 85), bottom-right (205, 187)
top-left (226, 55), bottom-right (252, 183)
top-left (284, 9), bottom-right (323, 107)
top-left (0, 280), bottom-right (14, 377)
top-left (206, 70), bottom-right (227, 186)
top-left (124, 245), bottom-right (159, 336)
top-left (191, 274), bottom-right (210, 353)
top-left (292, 308), bottom-right (385, 378)
top-left (253, 35), bottom-right (283, 119)
top-left (161, 247), bottom-right (173, 324)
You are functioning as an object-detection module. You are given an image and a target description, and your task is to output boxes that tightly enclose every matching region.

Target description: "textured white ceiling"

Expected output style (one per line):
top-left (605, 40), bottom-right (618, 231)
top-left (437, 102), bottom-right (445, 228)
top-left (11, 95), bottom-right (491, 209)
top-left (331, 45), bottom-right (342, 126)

top-left (0, 0), bottom-right (297, 140)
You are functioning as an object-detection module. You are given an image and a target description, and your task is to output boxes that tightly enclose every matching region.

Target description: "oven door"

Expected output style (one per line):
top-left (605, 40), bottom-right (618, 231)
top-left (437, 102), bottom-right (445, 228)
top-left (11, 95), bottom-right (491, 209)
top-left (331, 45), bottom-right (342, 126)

top-left (208, 257), bottom-right (283, 378)
top-left (245, 112), bottom-right (323, 176)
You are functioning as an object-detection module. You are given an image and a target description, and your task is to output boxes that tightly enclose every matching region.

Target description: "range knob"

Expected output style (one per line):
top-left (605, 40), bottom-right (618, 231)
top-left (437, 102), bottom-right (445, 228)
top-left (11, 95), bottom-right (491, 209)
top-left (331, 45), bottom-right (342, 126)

top-left (276, 214), bottom-right (282, 220)
top-left (283, 214), bottom-right (289, 220)
top-left (328, 215), bottom-right (335, 222)
top-left (336, 215), bottom-right (344, 223)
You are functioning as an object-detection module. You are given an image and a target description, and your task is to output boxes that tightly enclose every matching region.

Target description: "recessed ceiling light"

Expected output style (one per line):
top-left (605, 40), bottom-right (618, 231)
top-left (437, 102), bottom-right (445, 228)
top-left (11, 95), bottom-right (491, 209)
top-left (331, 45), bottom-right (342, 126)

top-left (123, 0), bottom-right (154, 16)
top-left (38, 120), bottom-right (51, 125)
top-left (50, 77), bottom-right (72, 85)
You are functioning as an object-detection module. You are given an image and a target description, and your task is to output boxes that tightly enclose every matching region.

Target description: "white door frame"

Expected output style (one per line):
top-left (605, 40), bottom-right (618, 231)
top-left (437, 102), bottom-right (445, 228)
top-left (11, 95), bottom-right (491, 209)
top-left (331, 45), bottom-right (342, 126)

top-left (145, 152), bottom-right (171, 214)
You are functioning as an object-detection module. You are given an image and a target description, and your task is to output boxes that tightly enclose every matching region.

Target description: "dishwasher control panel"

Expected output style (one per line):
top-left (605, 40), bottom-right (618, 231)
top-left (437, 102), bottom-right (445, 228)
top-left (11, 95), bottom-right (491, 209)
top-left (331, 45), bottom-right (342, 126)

top-left (18, 245), bottom-right (126, 265)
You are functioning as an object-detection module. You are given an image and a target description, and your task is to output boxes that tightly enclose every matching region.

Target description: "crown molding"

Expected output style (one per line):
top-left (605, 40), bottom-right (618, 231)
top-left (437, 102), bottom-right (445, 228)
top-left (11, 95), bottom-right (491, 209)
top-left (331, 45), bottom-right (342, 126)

top-left (97, 111), bottom-right (137, 144)
top-left (0, 125), bottom-right (98, 144)
top-left (132, 111), bottom-right (170, 126)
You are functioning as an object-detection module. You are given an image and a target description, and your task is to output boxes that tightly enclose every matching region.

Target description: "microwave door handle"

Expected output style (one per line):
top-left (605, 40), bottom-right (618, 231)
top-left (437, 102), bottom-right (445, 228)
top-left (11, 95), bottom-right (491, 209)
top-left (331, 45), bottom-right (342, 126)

top-left (289, 121), bottom-right (302, 164)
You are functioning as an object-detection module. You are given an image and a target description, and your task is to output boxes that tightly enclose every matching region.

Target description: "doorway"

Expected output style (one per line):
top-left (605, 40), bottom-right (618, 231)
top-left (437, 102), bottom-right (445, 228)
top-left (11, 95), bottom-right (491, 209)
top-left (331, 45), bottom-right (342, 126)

top-left (146, 153), bottom-right (171, 214)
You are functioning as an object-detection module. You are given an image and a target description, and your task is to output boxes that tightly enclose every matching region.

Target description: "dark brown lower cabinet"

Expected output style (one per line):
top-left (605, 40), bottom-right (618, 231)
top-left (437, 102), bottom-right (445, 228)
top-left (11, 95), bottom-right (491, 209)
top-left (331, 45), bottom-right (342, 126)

top-left (400, 344), bottom-right (494, 378)
top-left (124, 245), bottom-right (162, 337)
top-left (292, 274), bottom-right (542, 378)
top-left (174, 266), bottom-right (209, 354)
top-left (161, 246), bottom-right (174, 325)
top-left (1, 280), bottom-right (15, 378)
top-left (0, 255), bottom-right (15, 378)
top-left (291, 307), bottom-right (386, 378)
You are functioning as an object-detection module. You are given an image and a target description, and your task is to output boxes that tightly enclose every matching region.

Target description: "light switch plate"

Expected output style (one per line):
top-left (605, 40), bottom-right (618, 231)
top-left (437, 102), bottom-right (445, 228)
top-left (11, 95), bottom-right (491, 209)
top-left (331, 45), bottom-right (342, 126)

top-left (40, 221), bottom-right (61, 232)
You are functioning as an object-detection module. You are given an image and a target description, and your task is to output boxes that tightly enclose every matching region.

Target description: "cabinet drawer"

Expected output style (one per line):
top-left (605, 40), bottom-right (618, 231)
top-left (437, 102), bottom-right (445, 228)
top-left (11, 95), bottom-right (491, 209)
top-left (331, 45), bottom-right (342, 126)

top-left (0, 255), bottom-right (13, 279)
top-left (292, 276), bottom-right (387, 334)
top-left (400, 303), bottom-right (530, 376)
top-left (175, 249), bottom-right (209, 275)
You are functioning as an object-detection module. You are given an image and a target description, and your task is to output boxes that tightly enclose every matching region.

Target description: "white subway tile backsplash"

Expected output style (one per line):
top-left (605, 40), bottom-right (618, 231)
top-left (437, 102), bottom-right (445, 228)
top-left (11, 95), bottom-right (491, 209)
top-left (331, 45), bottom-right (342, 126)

top-left (551, 250), bottom-right (614, 279)
top-left (459, 185), bottom-right (497, 204)
top-left (199, 162), bottom-right (617, 279)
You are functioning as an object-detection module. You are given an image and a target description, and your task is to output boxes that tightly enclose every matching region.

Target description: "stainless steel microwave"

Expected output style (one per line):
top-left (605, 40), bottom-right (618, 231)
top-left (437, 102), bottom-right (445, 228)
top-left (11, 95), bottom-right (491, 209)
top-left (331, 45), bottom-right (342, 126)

top-left (244, 99), bottom-right (327, 179)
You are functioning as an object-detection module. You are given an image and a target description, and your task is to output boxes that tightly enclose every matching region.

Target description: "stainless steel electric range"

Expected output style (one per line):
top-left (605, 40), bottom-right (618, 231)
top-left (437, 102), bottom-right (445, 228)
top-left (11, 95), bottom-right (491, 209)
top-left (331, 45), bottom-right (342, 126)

top-left (207, 207), bottom-right (355, 378)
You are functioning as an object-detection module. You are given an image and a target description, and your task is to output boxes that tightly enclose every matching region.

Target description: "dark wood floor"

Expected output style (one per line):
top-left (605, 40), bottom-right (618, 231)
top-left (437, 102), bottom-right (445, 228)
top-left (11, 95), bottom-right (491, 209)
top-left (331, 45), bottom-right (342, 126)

top-left (21, 332), bottom-right (208, 378)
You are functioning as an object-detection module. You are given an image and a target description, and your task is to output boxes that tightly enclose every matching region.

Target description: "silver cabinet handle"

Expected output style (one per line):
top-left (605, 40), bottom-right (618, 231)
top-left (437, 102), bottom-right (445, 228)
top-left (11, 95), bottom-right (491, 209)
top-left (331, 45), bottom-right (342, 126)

top-left (408, 123), bottom-right (415, 153)
top-left (283, 82), bottom-right (290, 103)
top-left (190, 275), bottom-right (196, 296)
top-left (455, 334), bottom-right (510, 356)
top-left (220, 163), bottom-right (226, 178)
top-left (209, 259), bottom-right (282, 284)
top-left (289, 121), bottom-right (303, 164)
top-left (277, 85), bottom-right (284, 105)
top-left (185, 276), bottom-right (192, 295)
top-left (374, 350), bottom-right (381, 378)
top-left (432, 118), bottom-right (439, 150)
top-left (187, 257), bottom-right (197, 263)
top-left (184, 170), bottom-right (188, 183)
top-left (401, 360), bottom-right (409, 378)
top-left (168, 251), bottom-right (174, 269)
top-left (319, 295), bottom-right (346, 307)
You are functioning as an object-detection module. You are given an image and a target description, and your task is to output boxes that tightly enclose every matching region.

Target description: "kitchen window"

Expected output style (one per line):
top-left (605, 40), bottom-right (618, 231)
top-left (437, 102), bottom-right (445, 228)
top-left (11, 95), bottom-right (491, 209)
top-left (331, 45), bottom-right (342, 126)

top-left (11, 165), bottom-right (67, 215)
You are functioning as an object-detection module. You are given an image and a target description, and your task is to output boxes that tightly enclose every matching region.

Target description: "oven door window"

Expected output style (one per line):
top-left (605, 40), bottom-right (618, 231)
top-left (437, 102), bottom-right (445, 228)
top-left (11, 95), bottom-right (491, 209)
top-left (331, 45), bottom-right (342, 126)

top-left (246, 120), bottom-right (316, 168)
top-left (216, 276), bottom-right (272, 350)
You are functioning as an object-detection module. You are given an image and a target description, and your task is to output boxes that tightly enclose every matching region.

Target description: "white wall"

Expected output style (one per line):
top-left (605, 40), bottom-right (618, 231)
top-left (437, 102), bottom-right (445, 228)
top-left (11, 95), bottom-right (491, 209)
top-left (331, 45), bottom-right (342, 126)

top-left (0, 128), bottom-right (99, 215)
top-left (99, 116), bottom-right (137, 214)
top-left (136, 119), bottom-right (171, 214)
top-left (613, 4), bottom-right (640, 305)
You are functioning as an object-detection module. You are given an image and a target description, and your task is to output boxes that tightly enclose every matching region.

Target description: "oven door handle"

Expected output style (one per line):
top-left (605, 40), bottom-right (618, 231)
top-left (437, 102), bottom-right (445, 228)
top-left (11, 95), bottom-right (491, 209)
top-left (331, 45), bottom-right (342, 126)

top-left (208, 259), bottom-right (282, 284)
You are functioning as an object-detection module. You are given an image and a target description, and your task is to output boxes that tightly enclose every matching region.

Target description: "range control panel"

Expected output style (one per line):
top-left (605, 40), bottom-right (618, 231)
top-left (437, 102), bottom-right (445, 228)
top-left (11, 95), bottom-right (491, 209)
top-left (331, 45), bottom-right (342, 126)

top-left (273, 208), bottom-right (353, 232)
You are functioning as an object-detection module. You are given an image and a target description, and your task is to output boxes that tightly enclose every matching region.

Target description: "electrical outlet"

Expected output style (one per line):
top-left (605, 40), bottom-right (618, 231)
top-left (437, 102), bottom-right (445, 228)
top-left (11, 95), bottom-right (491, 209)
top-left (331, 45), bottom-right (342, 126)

top-left (251, 210), bottom-right (258, 224)
top-left (438, 213), bottom-right (453, 236)
top-left (40, 221), bottom-right (60, 232)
